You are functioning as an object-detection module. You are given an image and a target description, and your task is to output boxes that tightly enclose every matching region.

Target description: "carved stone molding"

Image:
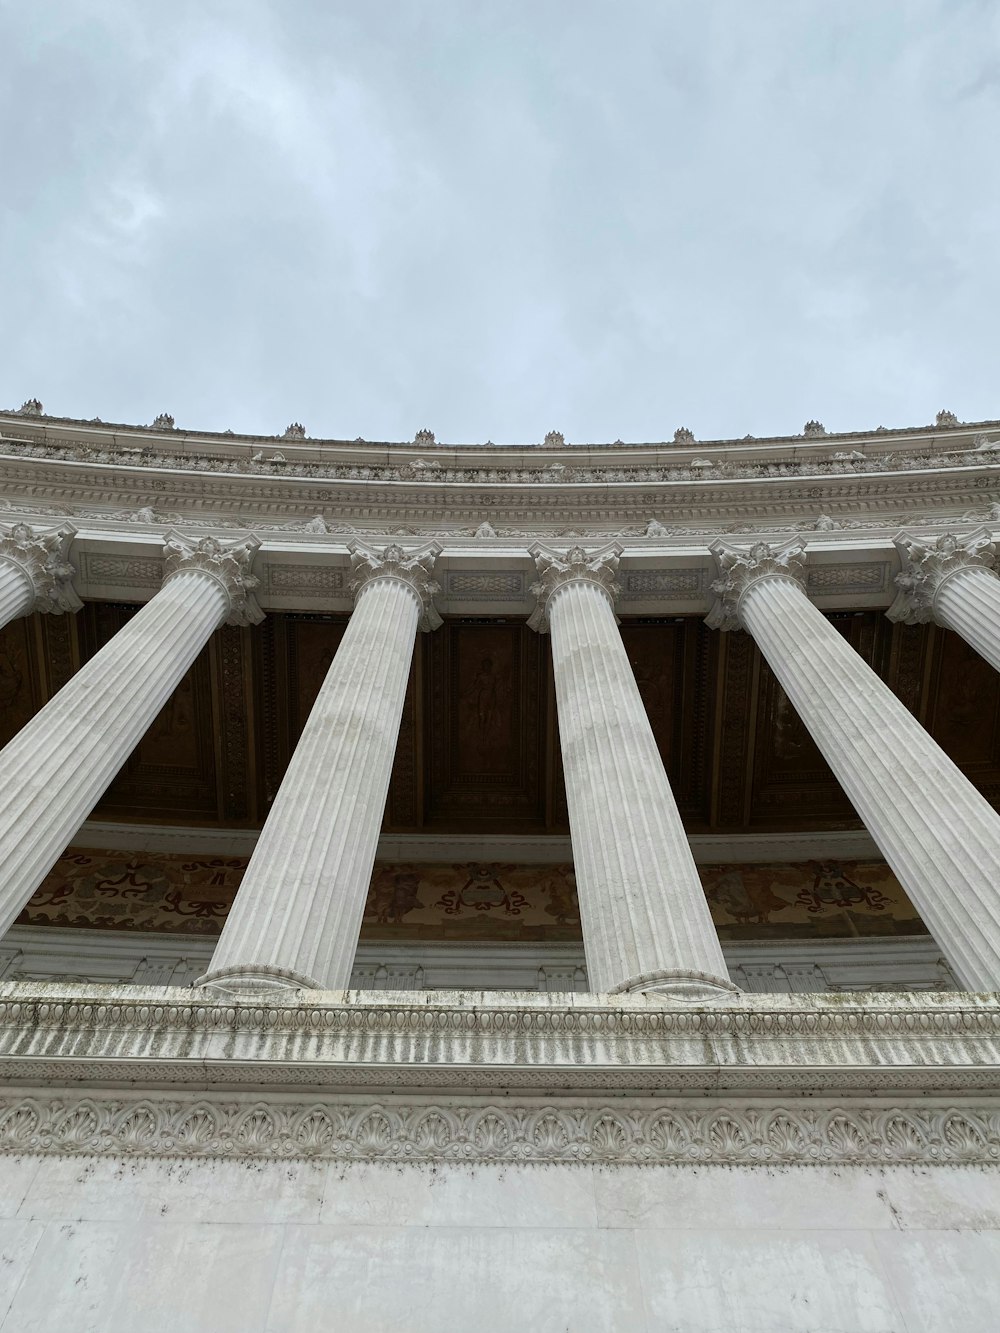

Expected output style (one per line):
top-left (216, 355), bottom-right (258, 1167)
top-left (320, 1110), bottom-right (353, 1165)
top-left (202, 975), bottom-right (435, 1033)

top-left (805, 563), bottom-right (889, 596)
top-left (1, 1091), bottom-right (998, 1166)
top-left (527, 543), bottom-right (623, 632)
top-left (445, 570), bottom-right (525, 601)
top-left (888, 527), bottom-right (997, 624)
top-left (706, 538), bottom-right (808, 631)
top-left (162, 532), bottom-right (264, 627)
top-left (347, 541), bottom-right (442, 631)
top-left (2, 984), bottom-right (1000, 1097)
top-left (0, 521), bottom-right (82, 614)
top-left (621, 569), bottom-right (704, 600)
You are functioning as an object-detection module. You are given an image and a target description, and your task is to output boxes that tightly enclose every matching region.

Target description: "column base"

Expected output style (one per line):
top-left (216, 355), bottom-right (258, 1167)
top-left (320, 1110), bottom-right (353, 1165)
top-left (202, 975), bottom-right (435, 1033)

top-left (608, 968), bottom-right (741, 1002)
top-left (194, 964), bottom-right (323, 996)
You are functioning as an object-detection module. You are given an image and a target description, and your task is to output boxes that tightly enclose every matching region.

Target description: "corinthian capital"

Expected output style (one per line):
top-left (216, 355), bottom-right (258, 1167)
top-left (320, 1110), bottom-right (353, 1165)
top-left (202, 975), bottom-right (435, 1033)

top-left (888, 527), bottom-right (996, 625)
top-left (527, 542), bottom-right (622, 633)
top-left (347, 541), bottom-right (442, 631)
top-left (162, 533), bottom-right (264, 627)
top-left (0, 521), bottom-right (82, 614)
top-left (706, 538), bottom-right (807, 631)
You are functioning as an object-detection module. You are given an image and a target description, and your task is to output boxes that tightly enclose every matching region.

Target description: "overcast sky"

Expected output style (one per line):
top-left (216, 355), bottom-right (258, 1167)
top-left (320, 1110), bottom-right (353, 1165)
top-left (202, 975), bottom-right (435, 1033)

top-left (2, 1), bottom-right (999, 444)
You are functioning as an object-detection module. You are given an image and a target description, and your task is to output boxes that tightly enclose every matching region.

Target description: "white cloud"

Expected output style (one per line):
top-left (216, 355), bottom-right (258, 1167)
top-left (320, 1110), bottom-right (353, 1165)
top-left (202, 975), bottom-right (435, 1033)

top-left (1, 0), bottom-right (998, 439)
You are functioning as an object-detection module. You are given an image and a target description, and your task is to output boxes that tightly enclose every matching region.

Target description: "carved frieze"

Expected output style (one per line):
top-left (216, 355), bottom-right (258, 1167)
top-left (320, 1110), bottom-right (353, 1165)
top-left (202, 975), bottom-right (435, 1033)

top-left (0, 1090), bottom-right (997, 1166)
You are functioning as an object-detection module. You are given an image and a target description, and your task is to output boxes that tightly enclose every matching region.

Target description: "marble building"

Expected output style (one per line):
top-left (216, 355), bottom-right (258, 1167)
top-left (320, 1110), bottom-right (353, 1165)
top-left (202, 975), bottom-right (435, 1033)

top-left (0, 403), bottom-right (999, 1329)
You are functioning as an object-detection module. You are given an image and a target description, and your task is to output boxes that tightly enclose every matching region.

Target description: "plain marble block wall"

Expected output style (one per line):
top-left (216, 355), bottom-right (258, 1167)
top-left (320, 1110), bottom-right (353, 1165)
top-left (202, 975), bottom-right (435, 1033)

top-left (1, 1155), bottom-right (999, 1332)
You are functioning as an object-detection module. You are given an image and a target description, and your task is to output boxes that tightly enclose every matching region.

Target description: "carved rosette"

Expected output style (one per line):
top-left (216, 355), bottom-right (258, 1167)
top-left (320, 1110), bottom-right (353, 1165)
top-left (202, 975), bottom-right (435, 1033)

top-left (527, 543), bottom-right (623, 633)
top-left (347, 541), bottom-right (442, 631)
top-left (162, 533), bottom-right (264, 627)
top-left (706, 539), bottom-right (808, 631)
top-left (888, 528), bottom-right (997, 625)
top-left (0, 521), bottom-right (82, 614)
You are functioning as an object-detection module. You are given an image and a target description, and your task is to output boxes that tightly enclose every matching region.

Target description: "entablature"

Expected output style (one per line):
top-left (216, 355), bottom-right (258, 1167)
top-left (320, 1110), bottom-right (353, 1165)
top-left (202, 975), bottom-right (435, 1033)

top-left (2, 524), bottom-right (989, 615)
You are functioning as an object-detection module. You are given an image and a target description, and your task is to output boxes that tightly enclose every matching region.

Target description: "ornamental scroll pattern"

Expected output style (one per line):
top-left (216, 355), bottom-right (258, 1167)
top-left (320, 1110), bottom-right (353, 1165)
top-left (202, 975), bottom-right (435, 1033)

top-left (3, 428), bottom-right (999, 489)
top-left (347, 541), bottom-right (442, 632)
top-left (527, 543), bottom-right (623, 632)
top-left (707, 539), bottom-right (808, 632)
top-left (0, 1094), bottom-right (999, 1165)
top-left (162, 533), bottom-right (264, 627)
top-left (0, 521), bottom-right (82, 614)
top-left (19, 851), bottom-right (924, 940)
top-left (889, 527), bottom-right (997, 625)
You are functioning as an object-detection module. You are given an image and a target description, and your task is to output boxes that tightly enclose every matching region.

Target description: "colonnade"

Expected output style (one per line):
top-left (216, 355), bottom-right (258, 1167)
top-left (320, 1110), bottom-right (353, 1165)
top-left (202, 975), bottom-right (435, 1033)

top-left (2, 518), bottom-right (1000, 994)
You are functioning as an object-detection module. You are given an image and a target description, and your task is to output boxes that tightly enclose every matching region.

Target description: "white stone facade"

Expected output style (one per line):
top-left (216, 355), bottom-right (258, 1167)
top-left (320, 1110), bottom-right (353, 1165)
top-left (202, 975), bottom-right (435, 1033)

top-left (0, 409), bottom-right (999, 1329)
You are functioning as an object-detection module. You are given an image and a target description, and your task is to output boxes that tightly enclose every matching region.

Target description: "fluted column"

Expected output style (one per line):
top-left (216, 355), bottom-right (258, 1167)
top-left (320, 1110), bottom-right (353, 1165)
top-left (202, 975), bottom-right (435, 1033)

top-left (529, 544), bottom-right (735, 998)
top-left (0, 533), bottom-right (261, 938)
top-left (708, 539), bottom-right (1000, 991)
top-left (0, 522), bottom-right (81, 628)
top-left (889, 527), bottom-right (1000, 673)
top-left (199, 542), bottom-right (441, 994)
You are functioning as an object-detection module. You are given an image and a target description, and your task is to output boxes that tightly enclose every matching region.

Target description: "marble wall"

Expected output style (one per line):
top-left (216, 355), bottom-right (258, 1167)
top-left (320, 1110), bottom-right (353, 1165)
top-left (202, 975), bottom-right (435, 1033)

top-left (0, 1154), bottom-right (997, 1331)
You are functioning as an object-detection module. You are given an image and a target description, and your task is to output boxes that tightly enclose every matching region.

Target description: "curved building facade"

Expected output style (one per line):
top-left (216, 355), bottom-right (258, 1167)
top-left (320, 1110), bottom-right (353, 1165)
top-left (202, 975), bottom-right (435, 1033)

top-left (1, 403), bottom-right (999, 1329)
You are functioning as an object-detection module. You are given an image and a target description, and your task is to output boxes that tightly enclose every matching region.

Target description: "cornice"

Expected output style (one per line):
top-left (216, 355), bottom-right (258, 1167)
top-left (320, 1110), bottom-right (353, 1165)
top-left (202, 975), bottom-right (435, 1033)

top-left (1, 454), bottom-right (997, 543)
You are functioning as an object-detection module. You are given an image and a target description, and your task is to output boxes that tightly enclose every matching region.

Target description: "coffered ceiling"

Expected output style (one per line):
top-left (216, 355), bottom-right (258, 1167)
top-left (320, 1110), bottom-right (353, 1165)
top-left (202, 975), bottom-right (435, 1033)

top-left (1, 603), bottom-right (998, 838)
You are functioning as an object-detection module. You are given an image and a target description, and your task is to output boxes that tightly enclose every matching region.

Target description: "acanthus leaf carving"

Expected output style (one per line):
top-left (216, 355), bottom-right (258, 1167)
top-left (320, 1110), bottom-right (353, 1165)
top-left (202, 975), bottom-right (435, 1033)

top-left (162, 532), bottom-right (264, 627)
top-left (706, 538), bottom-right (808, 631)
top-left (527, 542), bottom-right (623, 633)
top-left (0, 1091), bottom-right (998, 1166)
top-left (347, 540), bottom-right (443, 631)
top-left (0, 520), bottom-right (82, 614)
top-left (888, 527), bottom-right (997, 625)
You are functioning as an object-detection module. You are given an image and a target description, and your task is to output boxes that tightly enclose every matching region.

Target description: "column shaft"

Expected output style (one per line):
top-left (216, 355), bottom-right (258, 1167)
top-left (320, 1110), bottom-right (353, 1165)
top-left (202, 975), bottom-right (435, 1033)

top-left (200, 577), bottom-right (422, 992)
top-left (547, 577), bottom-right (733, 996)
top-left (933, 566), bottom-right (1000, 673)
top-left (0, 570), bottom-right (230, 936)
top-left (739, 574), bottom-right (1000, 990)
top-left (0, 562), bottom-right (32, 628)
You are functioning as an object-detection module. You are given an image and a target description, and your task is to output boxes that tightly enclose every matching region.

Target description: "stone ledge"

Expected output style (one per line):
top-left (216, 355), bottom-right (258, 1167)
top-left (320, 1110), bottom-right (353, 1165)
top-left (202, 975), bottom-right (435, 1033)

top-left (1, 982), bottom-right (999, 1097)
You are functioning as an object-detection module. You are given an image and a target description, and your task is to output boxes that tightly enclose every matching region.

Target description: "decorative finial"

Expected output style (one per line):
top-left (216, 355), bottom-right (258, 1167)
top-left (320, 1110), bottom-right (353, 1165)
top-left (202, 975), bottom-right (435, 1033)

top-left (543, 430), bottom-right (565, 447)
top-left (15, 398), bottom-right (44, 417)
top-left (673, 427), bottom-right (694, 443)
top-left (151, 413), bottom-right (175, 430)
top-left (935, 409), bottom-right (960, 428)
top-left (414, 428), bottom-right (435, 445)
top-left (283, 422), bottom-right (306, 439)
top-left (803, 420), bottom-right (826, 436)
